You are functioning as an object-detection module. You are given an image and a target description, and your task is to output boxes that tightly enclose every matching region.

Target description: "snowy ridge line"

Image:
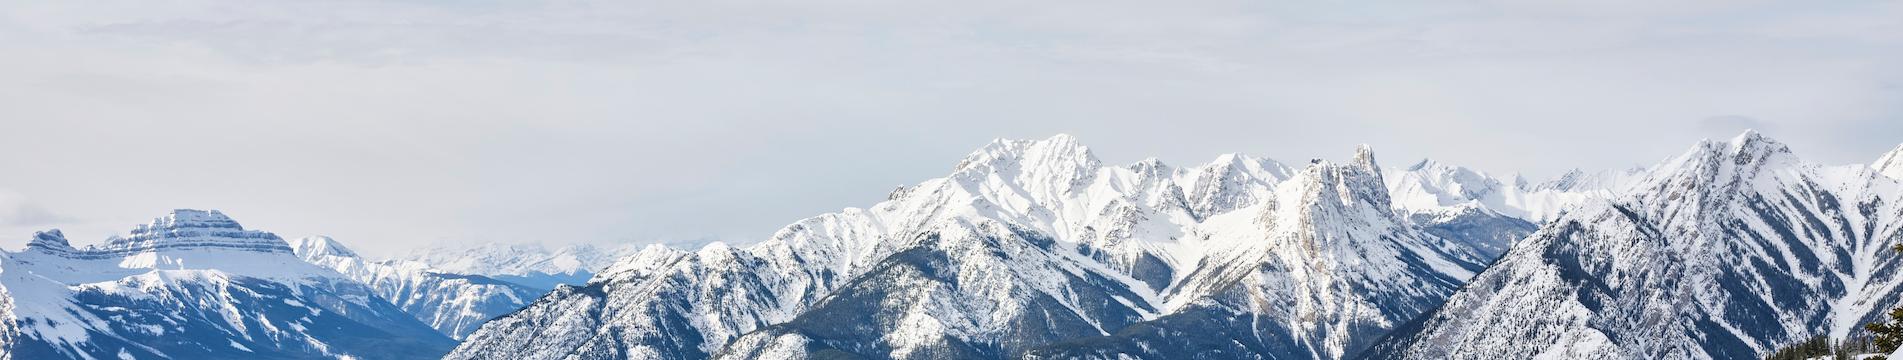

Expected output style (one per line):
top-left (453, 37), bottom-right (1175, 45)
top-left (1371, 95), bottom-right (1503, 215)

top-left (452, 134), bottom-right (1504, 360)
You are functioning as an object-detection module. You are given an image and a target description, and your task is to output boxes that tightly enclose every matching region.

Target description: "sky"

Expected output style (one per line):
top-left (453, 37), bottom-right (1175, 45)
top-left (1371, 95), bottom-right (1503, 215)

top-left (1, 0), bottom-right (1900, 257)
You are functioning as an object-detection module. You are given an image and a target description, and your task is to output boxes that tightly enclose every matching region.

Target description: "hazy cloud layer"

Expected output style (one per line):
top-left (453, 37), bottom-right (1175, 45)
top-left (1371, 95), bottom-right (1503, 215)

top-left (2, 0), bottom-right (1900, 256)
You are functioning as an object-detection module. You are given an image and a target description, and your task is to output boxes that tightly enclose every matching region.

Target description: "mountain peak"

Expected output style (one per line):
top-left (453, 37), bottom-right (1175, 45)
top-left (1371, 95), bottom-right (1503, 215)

top-left (1352, 144), bottom-right (1385, 184)
top-left (956, 134), bottom-right (1098, 171)
top-left (1626, 131), bottom-right (1807, 220)
top-left (289, 235), bottom-right (359, 259)
top-left (950, 134), bottom-right (1103, 197)
top-left (27, 229), bottom-right (74, 252)
top-left (1659, 130), bottom-right (1799, 179)
top-left (1724, 128), bottom-right (1790, 159)
top-left (1354, 144), bottom-right (1379, 167)
top-left (1405, 158), bottom-right (1447, 172)
top-left (1399, 158), bottom-right (1489, 179)
top-left (1293, 145), bottom-right (1395, 213)
top-left (1875, 143), bottom-right (1903, 180)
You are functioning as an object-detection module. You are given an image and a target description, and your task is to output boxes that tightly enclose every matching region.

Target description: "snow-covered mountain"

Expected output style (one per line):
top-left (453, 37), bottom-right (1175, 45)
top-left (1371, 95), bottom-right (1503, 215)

top-left (288, 236), bottom-right (541, 339)
top-left (0, 209), bottom-right (455, 359)
top-left (399, 242), bottom-right (635, 290)
top-left (448, 135), bottom-right (1489, 360)
top-left (1018, 146), bottom-right (1486, 359)
top-left (1383, 159), bottom-right (1640, 259)
top-left (1363, 131), bottom-right (1903, 359)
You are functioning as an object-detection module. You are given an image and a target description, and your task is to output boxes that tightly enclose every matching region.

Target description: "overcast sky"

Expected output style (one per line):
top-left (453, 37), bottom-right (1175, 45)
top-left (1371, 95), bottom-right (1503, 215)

top-left (2, 0), bottom-right (1900, 257)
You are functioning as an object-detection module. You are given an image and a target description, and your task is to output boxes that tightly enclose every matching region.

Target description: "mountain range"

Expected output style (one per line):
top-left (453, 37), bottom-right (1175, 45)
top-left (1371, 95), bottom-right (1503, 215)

top-left (1, 131), bottom-right (1897, 359)
top-left (445, 134), bottom-right (1647, 359)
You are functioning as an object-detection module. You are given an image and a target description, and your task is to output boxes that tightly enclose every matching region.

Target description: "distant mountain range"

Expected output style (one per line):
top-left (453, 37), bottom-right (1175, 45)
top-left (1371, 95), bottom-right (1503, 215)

top-left (2, 131), bottom-right (1897, 359)
top-left (395, 242), bottom-right (637, 291)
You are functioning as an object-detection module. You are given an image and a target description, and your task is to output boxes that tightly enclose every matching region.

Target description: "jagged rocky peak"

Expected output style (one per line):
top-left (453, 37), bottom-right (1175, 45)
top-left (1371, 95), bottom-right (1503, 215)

top-left (289, 235), bottom-right (359, 259)
top-left (1278, 145), bottom-right (1409, 236)
top-left (97, 209), bottom-right (291, 254)
top-left (1310, 144), bottom-right (1392, 209)
top-left (1353, 143), bottom-right (1380, 173)
top-left (1875, 143), bottom-right (1903, 179)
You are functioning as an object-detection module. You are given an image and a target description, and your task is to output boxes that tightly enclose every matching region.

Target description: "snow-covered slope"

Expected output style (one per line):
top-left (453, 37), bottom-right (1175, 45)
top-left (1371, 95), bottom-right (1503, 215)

top-left (288, 236), bottom-right (541, 339)
top-left (448, 135), bottom-right (1489, 360)
top-left (0, 210), bottom-right (455, 359)
top-left (1363, 131), bottom-right (1903, 359)
top-left (1876, 143), bottom-right (1903, 180)
top-left (400, 242), bottom-right (635, 290)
